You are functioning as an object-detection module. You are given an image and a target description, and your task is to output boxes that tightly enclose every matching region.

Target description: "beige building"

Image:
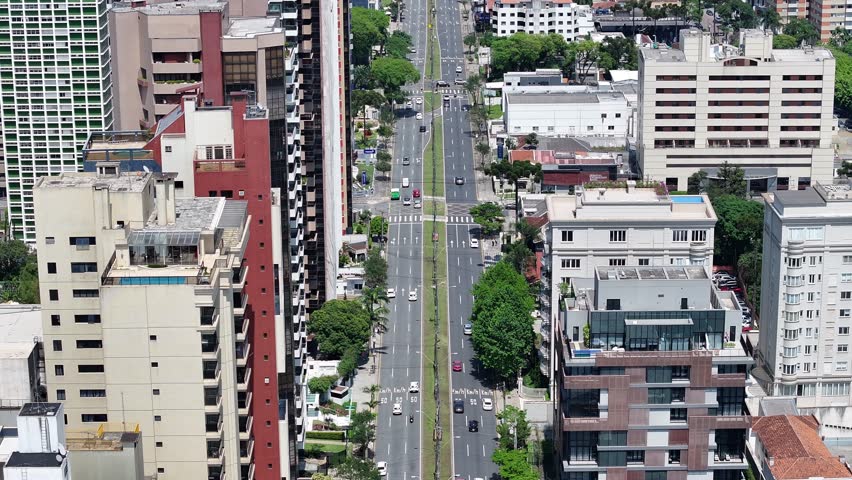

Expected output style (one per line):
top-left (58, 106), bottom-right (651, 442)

top-left (34, 170), bottom-right (249, 480)
top-left (638, 29), bottom-right (836, 193)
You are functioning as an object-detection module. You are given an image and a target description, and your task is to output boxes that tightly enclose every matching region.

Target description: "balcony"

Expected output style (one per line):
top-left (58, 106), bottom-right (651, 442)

top-left (238, 367), bottom-right (251, 391)
top-left (207, 441), bottom-right (223, 465)
top-left (203, 362), bottom-right (221, 386)
top-left (151, 61), bottom-right (203, 75)
top-left (236, 341), bottom-right (250, 367)
top-left (235, 315), bottom-right (248, 341)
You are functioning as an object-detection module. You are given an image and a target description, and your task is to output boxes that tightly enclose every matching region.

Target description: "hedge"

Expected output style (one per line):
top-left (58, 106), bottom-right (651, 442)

top-left (305, 430), bottom-right (345, 441)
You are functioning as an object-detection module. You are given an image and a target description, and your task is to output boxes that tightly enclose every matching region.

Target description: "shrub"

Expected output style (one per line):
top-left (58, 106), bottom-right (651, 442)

top-left (305, 430), bottom-right (345, 441)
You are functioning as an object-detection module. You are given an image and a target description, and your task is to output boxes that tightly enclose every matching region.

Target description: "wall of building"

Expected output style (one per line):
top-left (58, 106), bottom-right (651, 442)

top-left (504, 95), bottom-right (631, 137)
top-left (0, 352), bottom-right (36, 408)
top-left (69, 440), bottom-right (145, 480)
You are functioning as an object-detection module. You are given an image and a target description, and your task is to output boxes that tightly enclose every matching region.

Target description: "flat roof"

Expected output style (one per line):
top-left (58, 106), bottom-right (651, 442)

top-left (596, 266), bottom-right (709, 281)
top-left (19, 403), bottom-right (61, 417)
top-left (506, 91), bottom-right (625, 105)
top-left (0, 305), bottom-right (42, 346)
top-left (773, 188), bottom-right (826, 208)
top-left (143, 197), bottom-right (224, 231)
top-left (546, 187), bottom-right (716, 222)
top-left (35, 171), bottom-right (152, 193)
top-left (114, 0), bottom-right (226, 15)
top-left (226, 17), bottom-right (281, 37)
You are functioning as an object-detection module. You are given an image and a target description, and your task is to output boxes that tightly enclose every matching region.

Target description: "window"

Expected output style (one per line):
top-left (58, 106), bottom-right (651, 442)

top-left (74, 314), bottom-right (101, 324)
top-left (78, 364), bottom-right (104, 373)
top-left (842, 309), bottom-right (851, 318)
top-left (152, 362), bottom-right (159, 367)
top-left (616, 113), bottom-right (622, 118)
top-left (717, 387), bottom-right (745, 416)
top-left (638, 258), bottom-right (650, 266)
top-left (47, 262), bottom-right (56, 274)
top-left (70, 262), bottom-right (98, 273)
top-left (840, 327), bottom-right (850, 335)
top-left (837, 362), bottom-right (848, 372)
top-left (46, 237), bottom-right (55, 245)
top-left (567, 431), bottom-right (597, 462)
top-left (788, 227), bottom-right (824, 241)
top-left (669, 450), bottom-right (681, 464)
top-left (82, 414), bottom-right (108, 423)
top-left (785, 294), bottom-right (800, 304)
top-left (79, 389), bottom-right (106, 398)
top-left (561, 230), bottom-right (573, 242)
top-left (808, 274), bottom-right (816, 284)
top-left (51, 315), bottom-right (60, 326)
top-left (788, 257), bottom-right (803, 268)
top-left (606, 299), bottom-right (621, 310)
top-left (150, 335), bottom-right (158, 341)
top-left (649, 388), bottom-right (685, 404)
top-left (56, 390), bottom-right (66, 401)
top-left (156, 442), bottom-right (163, 447)
top-left (72, 289), bottom-right (99, 298)
top-left (154, 415), bottom-right (162, 421)
top-left (49, 290), bottom-right (59, 301)
top-left (52, 340), bottom-right (62, 351)
top-left (843, 292), bottom-right (851, 300)
top-left (804, 345), bottom-right (812, 355)
top-left (609, 258), bottom-right (626, 266)
top-left (691, 230), bottom-right (707, 242)
top-left (626, 450), bottom-right (644, 464)
top-left (609, 230), bottom-right (626, 242)
top-left (647, 367), bottom-right (672, 383)
top-left (807, 292), bottom-right (815, 302)
top-left (562, 258), bottom-right (581, 269)
top-left (69, 236), bottom-right (96, 247)
top-left (153, 389), bottom-right (160, 395)
top-left (822, 382), bottom-right (851, 396)
top-left (158, 468), bottom-right (165, 474)
top-left (76, 340), bottom-right (102, 349)
top-left (670, 408), bottom-right (687, 421)
top-left (55, 365), bottom-right (64, 376)
top-left (646, 472), bottom-right (667, 480)
top-left (844, 273), bottom-right (852, 283)
top-left (844, 255), bottom-right (852, 264)
top-left (839, 344), bottom-right (848, 353)
top-left (164, 145), bottom-right (172, 153)
top-left (672, 230), bottom-right (688, 242)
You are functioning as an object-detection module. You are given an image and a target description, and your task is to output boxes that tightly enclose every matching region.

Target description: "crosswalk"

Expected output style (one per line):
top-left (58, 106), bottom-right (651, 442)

top-left (389, 215), bottom-right (423, 223)
top-left (448, 215), bottom-right (475, 224)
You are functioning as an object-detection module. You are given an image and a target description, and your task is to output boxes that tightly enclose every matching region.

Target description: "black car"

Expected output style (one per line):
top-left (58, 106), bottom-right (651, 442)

top-left (454, 176), bottom-right (465, 185)
top-left (436, 80), bottom-right (450, 88)
top-left (420, 125), bottom-right (427, 132)
top-left (453, 399), bottom-right (464, 414)
top-left (468, 420), bottom-right (479, 432)
top-left (403, 157), bottom-right (410, 166)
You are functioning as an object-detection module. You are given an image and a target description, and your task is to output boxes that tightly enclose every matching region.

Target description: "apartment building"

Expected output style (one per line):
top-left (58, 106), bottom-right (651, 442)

top-left (492, 0), bottom-right (593, 42)
top-left (757, 182), bottom-right (852, 441)
top-left (0, 0), bottom-right (114, 242)
top-left (554, 266), bottom-right (752, 480)
top-left (638, 29), bottom-right (836, 193)
top-left (34, 170), bottom-right (248, 480)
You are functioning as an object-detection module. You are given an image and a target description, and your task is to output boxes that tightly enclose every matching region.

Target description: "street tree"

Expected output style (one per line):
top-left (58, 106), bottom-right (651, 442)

top-left (472, 300), bottom-right (535, 380)
top-left (492, 448), bottom-right (539, 480)
top-left (385, 31), bottom-right (413, 59)
top-left (598, 36), bottom-right (639, 71)
top-left (469, 105), bottom-right (490, 137)
top-left (565, 39), bottom-right (600, 82)
top-left (361, 286), bottom-right (389, 332)
top-left (772, 34), bottom-right (798, 49)
top-left (687, 170), bottom-right (708, 194)
top-left (709, 161), bottom-right (747, 198)
top-left (832, 27), bottom-right (852, 47)
top-left (716, 0), bottom-right (757, 32)
top-left (515, 219), bottom-right (540, 250)
top-left (503, 240), bottom-right (533, 275)
top-left (375, 156), bottom-right (392, 179)
top-left (783, 18), bottom-right (819, 45)
top-left (472, 261), bottom-right (532, 303)
top-left (351, 7), bottom-right (389, 65)
top-left (469, 202), bottom-right (504, 236)
top-left (489, 159), bottom-right (542, 221)
top-left (489, 33), bottom-right (568, 78)
top-left (337, 346), bottom-right (360, 379)
top-left (371, 57), bottom-right (420, 93)
top-left (379, 105), bottom-right (396, 128)
top-left (838, 160), bottom-right (852, 177)
top-left (348, 410), bottom-right (377, 458)
top-left (351, 89), bottom-right (386, 136)
top-left (465, 74), bottom-right (483, 105)
top-left (353, 65), bottom-right (375, 89)
top-left (712, 195), bottom-right (764, 265)
top-left (312, 474), bottom-right (334, 480)
top-left (464, 32), bottom-right (478, 53)
top-left (334, 456), bottom-right (381, 480)
top-left (377, 124), bottom-right (394, 147)
top-left (363, 246), bottom-right (388, 288)
top-left (308, 300), bottom-right (372, 358)
top-left (475, 141), bottom-right (491, 168)
top-left (496, 406), bottom-right (532, 450)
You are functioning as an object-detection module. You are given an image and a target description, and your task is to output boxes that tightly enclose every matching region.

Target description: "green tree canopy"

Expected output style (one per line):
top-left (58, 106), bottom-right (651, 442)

top-left (496, 406), bottom-right (532, 450)
top-left (757, 7), bottom-right (782, 33)
top-left (308, 300), bottom-right (371, 358)
top-left (0, 240), bottom-right (31, 281)
top-left (370, 57), bottom-right (420, 93)
top-left (566, 39), bottom-right (601, 80)
top-left (351, 7), bottom-right (389, 65)
top-left (492, 448), bottom-right (540, 480)
top-left (598, 36), bottom-right (638, 71)
top-left (363, 246), bottom-right (388, 288)
top-left (469, 202), bottom-right (504, 236)
top-left (712, 195), bottom-right (764, 265)
top-left (715, 0), bottom-right (757, 31)
top-left (351, 90), bottom-right (387, 118)
top-left (489, 33), bottom-right (568, 78)
top-left (353, 64), bottom-right (376, 90)
top-left (783, 18), bottom-right (819, 45)
top-left (307, 374), bottom-right (338, 394)
top-left (335, 456), bottom-right (381, 480)
top-left (772, 34), bottom-right (798, 49)
top-left (385, 31), bottom-right (413, 59)
top-left (709, 161), bottom-right (747, 198)
top-left (472, 261), bottom-right (531, 303)
top-left (369, 217), bottom-right (390, 240)
top-left (472, 300), bottom-right (535, 380)
top-left (348, 409), bottom-right (377, 458)
top-left (832, 47), bottom-right (852, 113)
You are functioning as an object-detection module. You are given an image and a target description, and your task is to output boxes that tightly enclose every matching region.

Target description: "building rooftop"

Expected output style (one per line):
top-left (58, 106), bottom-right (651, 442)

top-left (546, 185), bottom-right (716, 223)
top-left (226, 17), bottom-right (281, 37)
top-left (509, 149), bottom-right (621, 166)
top-left (147, 197), bottom-right (224, 231)
top-left (113, 0), bottom-right (226, 15)
top-left (752, 415), bottom-right (852, 480)
top-left (596, 266), bottom-right (709, 281)
top-left (35, 171), bottom-right (152, 193)
top-left (765, 182), bottom-right (852, 218)
top-left (66, 425), bottom-right (141, 452)
top-left (0, 304), bottom-right (41, 346)
top-left (19, 403), bottom-right (61, 418)
top-left (506, 91), bottom-right (625, 105)
top-left (4, 451), bottom-right (65, 468)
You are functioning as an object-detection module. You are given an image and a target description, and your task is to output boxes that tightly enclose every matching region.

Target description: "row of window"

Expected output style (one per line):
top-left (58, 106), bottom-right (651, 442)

top-left (55, 389), bottom-right (105, 400)
top-left (777, 382), bottom-right (850, 396)
top-left (54, 364), bottom-right (103, 375)
top-left (50, 314), bottom-right (100, 326)
top-left (558, 229), bottom-right (707, 243)
top-left (47, 288), bottom-right (98, 301)
top-left (52, 339), bottom-right (101, 350)
top-left (782, 361), bottom-right (850, 375)
top-left (46, 261), bottom-right (97, 274)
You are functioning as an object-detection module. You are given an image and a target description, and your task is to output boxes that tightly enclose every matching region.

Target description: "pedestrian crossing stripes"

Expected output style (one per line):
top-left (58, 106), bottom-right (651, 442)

top-left (388, 215), bottom-right (423, 223)
top-left (447, 215), bottom-right (474, 224)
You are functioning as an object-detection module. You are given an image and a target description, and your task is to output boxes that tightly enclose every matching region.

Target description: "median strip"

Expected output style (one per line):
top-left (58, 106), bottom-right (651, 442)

top-left (423, 116), bottom-right (444, 198)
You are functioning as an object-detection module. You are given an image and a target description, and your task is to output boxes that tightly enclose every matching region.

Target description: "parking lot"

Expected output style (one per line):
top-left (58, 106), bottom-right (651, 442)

top-left (712, 269), bottom-right (754, 331)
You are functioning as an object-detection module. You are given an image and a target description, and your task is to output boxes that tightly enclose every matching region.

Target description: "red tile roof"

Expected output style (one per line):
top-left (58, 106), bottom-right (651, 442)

top-left (752, 415), bottom-right (852, 480)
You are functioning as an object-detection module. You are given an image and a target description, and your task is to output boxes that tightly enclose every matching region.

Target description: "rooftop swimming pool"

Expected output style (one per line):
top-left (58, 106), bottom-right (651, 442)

top-left (670, 196), bottom-right (704, 204)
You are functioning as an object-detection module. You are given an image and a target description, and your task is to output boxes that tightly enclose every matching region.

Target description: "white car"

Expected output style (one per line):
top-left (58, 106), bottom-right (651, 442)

top-left (456, 65), bottom-right (463, 73)
top-left (416, 112), bottom-right (423, 120)
top-left (387, 288), bottom-right (396, 298)
top-left (482, 398), bottom-right (493, 411)
top-left (409, 290), bottom-right (418, 301)
top-left (470, 238), bottom-right (479, 248)
top-left (392, 403), bottom-right (402, 415)
top-left (463, 323), bottom-right (472, 335)
top-left (377, 461), bottom-right (388, 476)
top-left (406, 101), bottom-right (413, 108)
top-left (415, 97), bottom-right (423, 104)
top-left (409, 381), bottom-right (420, 393)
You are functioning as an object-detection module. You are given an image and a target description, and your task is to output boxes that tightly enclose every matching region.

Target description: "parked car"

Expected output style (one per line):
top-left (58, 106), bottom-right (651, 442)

top-left (403, 157), bottom-right (410, 165)
top-left (377, 461), bottom-right (388, 476)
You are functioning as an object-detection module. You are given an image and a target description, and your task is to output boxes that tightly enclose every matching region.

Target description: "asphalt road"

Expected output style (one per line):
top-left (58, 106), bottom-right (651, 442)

top-left (373, 0), bottom-right (429, 478)
top-left (434, 0), bottom-right (499, 478)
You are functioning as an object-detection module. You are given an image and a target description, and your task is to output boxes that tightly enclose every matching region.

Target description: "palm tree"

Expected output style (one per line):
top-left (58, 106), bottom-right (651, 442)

top-left (515, 218), bottom-right (541, 250)
top-left (361, 286), bottom-right (389, 332)
top-left (465, 74), bottom-right (483, 105)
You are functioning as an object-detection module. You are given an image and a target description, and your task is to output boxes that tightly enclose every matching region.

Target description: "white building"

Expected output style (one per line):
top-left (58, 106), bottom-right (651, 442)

top-left (504, 90), bottom-right (631, 137)
top-left (0, 0), bottom-right (114, 242)
top-left (758, 182), bottom-right (852, 441)
top-left (638, 29), bottom-right (836, 192)
top-left (33, 171), bottom-right (248, 480)
top-left (0, 304), bottom-right (43, 423)
top-left (2, 403), bottom-right (70, 480)
top-left (492, 0), bottom-right (593, 42)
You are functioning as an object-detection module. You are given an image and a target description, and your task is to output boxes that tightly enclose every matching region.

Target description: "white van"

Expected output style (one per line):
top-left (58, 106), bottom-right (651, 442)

top-left (402, 177), bottom-right (410, 188)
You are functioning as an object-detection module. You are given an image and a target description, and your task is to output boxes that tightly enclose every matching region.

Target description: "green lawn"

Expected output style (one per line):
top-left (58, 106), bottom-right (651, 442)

top-left (423, 90), bottom-right (439, 112)
top-left (304, 442), bottom-right (347, 454)
top-left (487, 104), bottom-right (503, 120)
top-left (422, 220), bottom-right (452, 480)
top-left (355, 162), bottom-right (375, 185)
top-left (423, 116), bottom-right (444, 197)
top-left (423, 200), bottom-right (445, 217)
top-left (426, 22), bottom-right (441, 80)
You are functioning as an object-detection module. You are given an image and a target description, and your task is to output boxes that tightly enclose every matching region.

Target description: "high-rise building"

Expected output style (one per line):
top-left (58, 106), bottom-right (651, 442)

top-left (638, 29), bottom-right (836, 193)
top-left (554, 266), bottom-right (752, 480)
top-left (0, 0), bottom-right (114, 242)
top-left (492, 0), bottom-right (593, 42)
top-left (34, 170), bottom-right (250, 479)
top-left (757, 182), bottom-right (852, 442)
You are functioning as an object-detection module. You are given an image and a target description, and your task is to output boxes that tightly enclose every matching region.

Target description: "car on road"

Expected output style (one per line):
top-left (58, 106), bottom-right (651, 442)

top-left (403, 197), bottom-right (411, 206)
top-left (392, 403), bottom-right (402, 415)
top-left (470, 238), bottom-right (479, 248)
top-left (454, 176), bottom-right (465, 185)
top-left (409, 290), bottom-right (418, 301)
top-left (409, 47), bottom-right (417, 53)
top-left (413, 189), bottom-right (420, 198)
top-left (402, 177), bottom-right (410, 188)
top-left (443, 95), bottom-right (450, 103)
top-left (377, 461), bottom-right (388, 476)
top-left (406, 101), bottom-right (413, 109)
top-left (390, 188), bottom-right (400, 200)
top-left (409, 381), bottom-right (420, 393)
top-left (456, 65), bottom-right (463, 73)
top-left (468, 420), bottom-right (479, 432)
top-left (454, 78), bottom-right (465, 85)
top-left (482, 398), bottom-right (493, 411)
top-left (415, 96), bottom-right (422, 104)
top-left (463, 323), bottom-right (472, 335)
top-left (414, 199), bottom-right (422, 209)
top-left (403, 157), bottom-right (410, 165)
top-left (419, 125), bottom-right (427, 132)
top-left (416, 112), bottom-right (423, 120)
top-left (453, 399), bottom-right (464, 413)
top-left (452, 360), bottom-right (463, 372)
top-left (387, 288), bottom-right (396, 298)
top-left (436, 80), bottom-right (450, 87)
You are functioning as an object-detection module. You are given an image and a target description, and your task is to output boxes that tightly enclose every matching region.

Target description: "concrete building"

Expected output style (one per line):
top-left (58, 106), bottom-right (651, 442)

top-left (2, 404), bottom-right (70, 480)
top-left (33, 170), bottom-right (249, 480)
top-left (492, 0), bottom-right (593, 41)
top-left (504, 90), bottom-right (631, 137)
top-left (0, 0), bottom-right (114, 242)
top-left (66, 424), bottom-right (144, 480)
top-left (508, 148), bottom-right (624, 193)
top-left (757, 182), bottom-right (852, 442)
top-left (554, 266), bottom-right (752, 480)
top-left (749, 415), bottom-right (852, 480)
top-left (638, 29), bottom-right (836, 193)
top-left (0, 304), bottom-right (44, 425)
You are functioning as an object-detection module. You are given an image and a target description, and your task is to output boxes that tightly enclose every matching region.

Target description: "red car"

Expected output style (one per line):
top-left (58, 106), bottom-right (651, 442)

top-left (413, 189), bottom-right (421, 198)
top-left (452, 360), bottom-right (463, 372)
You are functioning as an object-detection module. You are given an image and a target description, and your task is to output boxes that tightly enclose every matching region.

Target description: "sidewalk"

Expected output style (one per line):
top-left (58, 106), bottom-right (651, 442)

top-left (349, 332), bottom-right (384, 412)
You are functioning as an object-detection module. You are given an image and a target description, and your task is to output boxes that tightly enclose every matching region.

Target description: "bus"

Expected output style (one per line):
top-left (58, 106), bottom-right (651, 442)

top-left (390, 188), bottom-right (400, 200)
